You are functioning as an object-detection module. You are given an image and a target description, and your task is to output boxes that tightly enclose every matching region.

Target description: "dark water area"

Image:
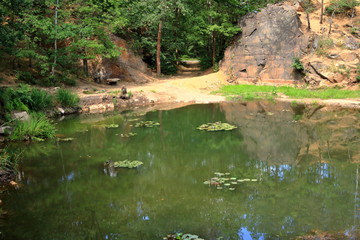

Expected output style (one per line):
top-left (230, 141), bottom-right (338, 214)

top-left (1, 102), bottom-right (359, 240)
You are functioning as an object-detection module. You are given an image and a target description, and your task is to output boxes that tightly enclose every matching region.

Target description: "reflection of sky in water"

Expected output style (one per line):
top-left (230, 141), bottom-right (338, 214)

top-left (238, 227), bottom-right (264, 240)
top-left (59, 171), bottom-right (75, 182)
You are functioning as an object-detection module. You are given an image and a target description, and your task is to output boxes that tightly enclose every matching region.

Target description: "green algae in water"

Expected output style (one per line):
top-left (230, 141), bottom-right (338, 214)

top-left (197, 121), bottom-right (237, 131)
top-left (135, 121), bottom-right (160, 128)
top-left (113, 160), bottom-right (143, 168)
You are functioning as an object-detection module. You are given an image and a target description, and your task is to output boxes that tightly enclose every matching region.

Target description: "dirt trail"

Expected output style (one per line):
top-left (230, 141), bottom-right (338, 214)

top-left (77, 71), bottom-right (229, 104)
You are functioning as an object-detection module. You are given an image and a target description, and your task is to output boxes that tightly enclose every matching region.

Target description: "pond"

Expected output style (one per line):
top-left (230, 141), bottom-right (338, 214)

top-left (1, 102), bottom-right (360, 240)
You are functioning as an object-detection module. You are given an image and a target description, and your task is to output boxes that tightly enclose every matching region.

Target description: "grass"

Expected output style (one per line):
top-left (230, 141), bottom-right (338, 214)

top-left (214, 85), bottom-right (360, 100)
top-left (55, 88), bottom-right (79, 108)
top-left (10, 113), bottom-right (56, 141)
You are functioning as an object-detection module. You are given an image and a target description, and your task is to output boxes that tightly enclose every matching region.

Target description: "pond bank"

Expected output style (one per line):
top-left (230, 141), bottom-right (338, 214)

top-left (76, 71), bottom-right (360, 113)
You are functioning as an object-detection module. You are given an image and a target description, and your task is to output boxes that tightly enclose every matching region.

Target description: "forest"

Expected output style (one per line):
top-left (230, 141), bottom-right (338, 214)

top-left (0, 0), bottom-right (281, 85)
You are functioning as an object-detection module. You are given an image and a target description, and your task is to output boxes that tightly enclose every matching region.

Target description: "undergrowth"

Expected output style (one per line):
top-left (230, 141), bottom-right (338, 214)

top-left (10, 113), bottom-right (56, 141)
top-left (214, 85), bottom-right (360, 100)
top-left (55, 89), bottom-right (79, 108)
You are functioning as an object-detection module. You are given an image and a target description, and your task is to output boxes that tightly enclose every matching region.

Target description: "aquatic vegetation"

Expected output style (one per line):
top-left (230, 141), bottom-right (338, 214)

top-left (104, 124), bottom-right (119, 129)
top-left (10, 113), bottom-right (56, 141)
top-left (135, 121), bottom-right (160, 128)
top-left (197, 122), bottom-right (237, 131)
top-left (113, 160), bottom-right (143, 168)
top-left (120, 133), bottom-right (137, 138)
top-left (203, 172), bottom-right (258, 191)
top-left (57, 138), bottom-right (75, 142)
top-left (164, 233), bottom-right (204, 240)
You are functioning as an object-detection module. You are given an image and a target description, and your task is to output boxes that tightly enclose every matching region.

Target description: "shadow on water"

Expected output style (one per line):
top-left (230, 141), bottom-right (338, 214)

top-left (1, 102), bottom-right (359, 240)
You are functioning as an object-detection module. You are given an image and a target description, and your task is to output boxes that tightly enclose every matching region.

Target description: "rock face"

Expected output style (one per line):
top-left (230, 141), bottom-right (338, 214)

top-left (89, 36), bottom-right (152, 84)
top-left (221, 4), bottom-right (308, 83)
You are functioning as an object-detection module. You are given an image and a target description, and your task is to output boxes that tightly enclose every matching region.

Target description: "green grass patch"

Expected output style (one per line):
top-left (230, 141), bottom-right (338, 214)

top-left (10, 113), bottom-right (56, 141)
top-left (214, 85), bottom-right (360, 100)
top-left (55, 88), bottom-right (79, 108)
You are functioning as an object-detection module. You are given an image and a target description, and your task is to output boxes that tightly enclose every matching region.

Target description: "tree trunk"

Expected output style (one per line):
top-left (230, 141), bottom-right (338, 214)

top-left (212, 32), bottom-right (216, 67)
top-left (306, 11), bottom-right (311, 31)
top-left (320, 0), bottom-right (324, 24)
top-left (156, 20), bottom-right (163, 76)
top-left (328, 11), bottom-right (335, 36)
top-left (83, 59), bottom-right (88, 75)
top-left (51, 0), bottom-right (59, 76)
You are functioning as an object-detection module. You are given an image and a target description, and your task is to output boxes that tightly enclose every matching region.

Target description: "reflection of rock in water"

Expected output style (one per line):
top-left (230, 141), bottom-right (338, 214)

top-left (103, 160), bottom-right (117, 177)
top-left (220, 101), bottom-right (360, 165)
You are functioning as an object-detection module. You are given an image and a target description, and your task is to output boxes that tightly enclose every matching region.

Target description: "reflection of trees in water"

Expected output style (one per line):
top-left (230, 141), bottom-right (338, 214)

top-left (2, 103), bottom-right (360, 240)
top-left (220, 102), bottom-right (360, 165)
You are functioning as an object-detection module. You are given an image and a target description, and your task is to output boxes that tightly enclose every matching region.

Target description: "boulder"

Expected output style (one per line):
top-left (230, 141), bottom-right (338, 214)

top-left (12, 111), bottom-right (29, 121)
top-left (88, 36), bottom-right (152, 84)
top-left (344, 36), bottom-right (359, 50)
top-left (221, 3), bottom-right (308, 83)
top-left (340, 52), bottom-right (358, 62)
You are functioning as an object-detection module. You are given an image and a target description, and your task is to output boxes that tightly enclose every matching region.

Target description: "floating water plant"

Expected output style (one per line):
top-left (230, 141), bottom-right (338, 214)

top-left (104, 124), bottom-right (119, 129)
top-left (113, 160), bottom-right (143, 168)
top-left (120, 133), bottom-right (137, 138)
top-left (135, 121), bottom-right (160, 128)
top-left (164, 233), bottom-right (204, 240)
top-left (57, 138), bottom-right (75, 142)
top-left (203, 172), bottom-right (259, 191)
top-left (197, 121), bottom-right (237, 131)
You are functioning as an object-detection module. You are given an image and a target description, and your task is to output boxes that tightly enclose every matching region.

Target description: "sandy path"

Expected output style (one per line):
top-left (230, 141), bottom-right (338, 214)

top-left (77, 71), bottom-right (229, 104)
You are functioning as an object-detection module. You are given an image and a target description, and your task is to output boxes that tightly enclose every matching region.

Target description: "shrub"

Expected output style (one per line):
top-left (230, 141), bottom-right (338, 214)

top-left (55, 88), bottom-right (79, 107)
top-left (29, 88), bottom-right (54, 111)
top-left (16, 71), bottom-right (36, 84)
top-left (325, 0), bottom-right (360, 14)
top-left (10, 113), bottom-right (56, 141)
top-left (291, 57), bottom-right (304, 71)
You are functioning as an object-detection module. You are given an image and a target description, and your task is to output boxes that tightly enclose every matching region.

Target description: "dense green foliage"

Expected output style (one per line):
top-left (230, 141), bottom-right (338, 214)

top-left (55, 88), bottom-right (80, 107)
top-left (325, 0), bottom-right (360, 14)
top-left (215, 85), bottom-right (360, 100)
top-left (0, 0), bottom-right (282, 79)
top-left (0, 85), bottom-right (53, 115)
top-left (10, 113), bottom-right (56, 141)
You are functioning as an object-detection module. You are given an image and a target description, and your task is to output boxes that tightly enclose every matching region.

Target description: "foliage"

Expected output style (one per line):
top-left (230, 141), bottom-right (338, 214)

top-left (214, 85), bottom-right (360, 99)
top-left (0, 85), bottom-right (53, 115)
top-left (10, 113), bottom-right (56, 141)
top-left (113, 160), bottom-right (143, 168)
top-left (291, 57), bottom-right (304, 71)
top-left (55, 88), bottom-right (79, 108)
top-left (325, 0), bottom-right (360, 14)
top-left (197, 122), bottom-right (237, 131)
top-left (135, 121), bottom-right (160, 128)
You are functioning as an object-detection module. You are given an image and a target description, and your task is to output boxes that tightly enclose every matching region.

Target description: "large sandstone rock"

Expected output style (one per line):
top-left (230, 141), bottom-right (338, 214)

top-left (221, 4), bottom-right (308, 83)
top-left (89, 36), bottom-right (152, 84)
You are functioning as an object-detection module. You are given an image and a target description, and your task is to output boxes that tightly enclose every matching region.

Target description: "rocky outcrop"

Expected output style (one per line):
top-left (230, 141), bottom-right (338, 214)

top-left (221, 3), bottom-right (308, 84)
top-left (88, 36), bottom-right (152, 84)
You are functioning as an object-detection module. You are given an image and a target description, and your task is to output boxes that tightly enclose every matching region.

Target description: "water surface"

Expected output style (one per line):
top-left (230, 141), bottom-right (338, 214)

top-left (1, 102), bottom-right (360, 240)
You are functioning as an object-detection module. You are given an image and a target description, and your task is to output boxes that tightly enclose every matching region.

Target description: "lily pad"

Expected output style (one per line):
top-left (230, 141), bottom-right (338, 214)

top-left (104, 124), bottom-right (119, 129)
top-left (217, 187), bottom-right (223, 190)
top-left (229, 188), bottom-right (235, 191)
top-left (251, 179), bottom-right (258, 182)
top-left (135, 121), bottom-right (160, 128)
top-left (203, 181), bottom-right (210, 185)
top-left (197, 121), bottom-right (237, 132)
top-left (113, 160), bottom-right (143, 168)
top-left (57, 138), bottom-right (75, 142)
top-left (120, 133), bottom-right (137, 138)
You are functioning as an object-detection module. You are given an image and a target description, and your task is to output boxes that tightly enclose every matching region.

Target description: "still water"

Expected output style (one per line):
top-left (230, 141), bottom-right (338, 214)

top-left (1, 102), bottom-right (360, 240)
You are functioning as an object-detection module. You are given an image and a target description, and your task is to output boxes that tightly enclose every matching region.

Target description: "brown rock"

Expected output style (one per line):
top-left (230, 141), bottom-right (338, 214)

top-left (340, 52), bottom-right (358, 62)
top-left (221, 4), bottom-right (308, 83)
